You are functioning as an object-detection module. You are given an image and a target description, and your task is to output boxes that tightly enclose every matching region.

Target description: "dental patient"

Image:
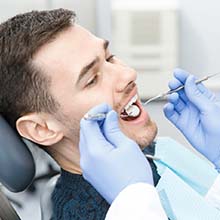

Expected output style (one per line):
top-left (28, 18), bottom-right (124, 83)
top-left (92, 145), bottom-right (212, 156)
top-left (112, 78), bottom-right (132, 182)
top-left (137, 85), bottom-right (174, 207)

top-left (0, 9), bottom-right (218, 220)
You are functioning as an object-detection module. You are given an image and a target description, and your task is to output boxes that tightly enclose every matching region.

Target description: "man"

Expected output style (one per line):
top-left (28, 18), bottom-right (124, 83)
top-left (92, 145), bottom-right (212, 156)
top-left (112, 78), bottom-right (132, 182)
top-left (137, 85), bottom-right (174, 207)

top-left (0, 9), bottom-right (157, 219)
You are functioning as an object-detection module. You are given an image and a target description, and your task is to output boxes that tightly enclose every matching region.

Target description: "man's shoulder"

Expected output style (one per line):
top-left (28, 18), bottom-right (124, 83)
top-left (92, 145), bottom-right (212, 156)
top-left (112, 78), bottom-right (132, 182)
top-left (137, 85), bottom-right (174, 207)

top-left (51, 171), bottom-right (110, 217)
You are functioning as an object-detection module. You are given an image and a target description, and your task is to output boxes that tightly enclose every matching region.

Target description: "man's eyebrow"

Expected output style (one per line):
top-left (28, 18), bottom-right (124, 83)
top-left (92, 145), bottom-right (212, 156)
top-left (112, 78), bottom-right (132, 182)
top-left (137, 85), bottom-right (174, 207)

top-left (103, 40), bottom-right (109, 50)
top-left (76, 40), bottom-right (109, 85)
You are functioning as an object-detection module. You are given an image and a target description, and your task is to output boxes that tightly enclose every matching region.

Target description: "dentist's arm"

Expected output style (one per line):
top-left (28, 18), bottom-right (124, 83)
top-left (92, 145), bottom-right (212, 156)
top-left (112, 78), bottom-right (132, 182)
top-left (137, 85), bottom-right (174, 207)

top-left (163, 68), bottom-right (220, 170)
top-left (80, 104), bottom-right (167, 220)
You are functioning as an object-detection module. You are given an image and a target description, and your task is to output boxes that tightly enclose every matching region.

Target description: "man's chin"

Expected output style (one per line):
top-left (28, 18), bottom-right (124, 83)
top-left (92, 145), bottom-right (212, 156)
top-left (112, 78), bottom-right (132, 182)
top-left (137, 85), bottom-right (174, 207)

top-left (136, 138), bottom-right (156, 149)
top-left (121, 123), bottom-right (158, 149)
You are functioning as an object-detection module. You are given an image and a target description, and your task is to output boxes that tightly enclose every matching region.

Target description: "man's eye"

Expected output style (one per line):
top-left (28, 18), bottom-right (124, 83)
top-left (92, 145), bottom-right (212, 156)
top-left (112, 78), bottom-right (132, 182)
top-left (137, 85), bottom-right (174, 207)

top-left (86, 75), bottom-right (98, 87)
top-left (106, 55), bottom-right (115, 62)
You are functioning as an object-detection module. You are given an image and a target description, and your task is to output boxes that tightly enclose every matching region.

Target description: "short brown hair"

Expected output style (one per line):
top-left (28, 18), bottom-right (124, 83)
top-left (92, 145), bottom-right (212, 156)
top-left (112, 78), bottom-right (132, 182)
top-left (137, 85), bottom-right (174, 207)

top-left (0, 8), bottom-right (76, 127)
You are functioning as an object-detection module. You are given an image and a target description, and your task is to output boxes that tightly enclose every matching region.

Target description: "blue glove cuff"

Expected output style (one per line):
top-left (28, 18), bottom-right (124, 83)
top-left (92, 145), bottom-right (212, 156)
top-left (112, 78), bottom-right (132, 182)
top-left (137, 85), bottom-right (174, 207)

top-left (215, 165), bottom-right (220, 173)
top-left (213, 158), bottom-right (220, 173)
top-left (211, 148), bottom-right (220, 173)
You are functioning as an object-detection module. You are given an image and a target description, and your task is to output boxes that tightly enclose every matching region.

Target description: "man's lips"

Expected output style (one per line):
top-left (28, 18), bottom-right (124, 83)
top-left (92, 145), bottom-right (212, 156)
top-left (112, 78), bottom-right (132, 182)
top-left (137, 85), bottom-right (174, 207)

top-left (120, 99), bottom-right (149, 125)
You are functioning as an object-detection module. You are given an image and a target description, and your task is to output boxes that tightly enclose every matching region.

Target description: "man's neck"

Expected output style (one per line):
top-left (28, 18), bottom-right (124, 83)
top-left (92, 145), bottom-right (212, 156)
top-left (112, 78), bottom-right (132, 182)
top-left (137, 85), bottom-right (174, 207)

top-left (46, 138), bottom-right (82, 174)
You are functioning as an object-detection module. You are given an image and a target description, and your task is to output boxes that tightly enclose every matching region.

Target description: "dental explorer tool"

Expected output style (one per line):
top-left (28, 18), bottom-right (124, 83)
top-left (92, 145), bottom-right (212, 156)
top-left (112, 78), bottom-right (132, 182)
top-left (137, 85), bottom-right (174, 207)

top-left (143, 72), bottom-right (220, 106)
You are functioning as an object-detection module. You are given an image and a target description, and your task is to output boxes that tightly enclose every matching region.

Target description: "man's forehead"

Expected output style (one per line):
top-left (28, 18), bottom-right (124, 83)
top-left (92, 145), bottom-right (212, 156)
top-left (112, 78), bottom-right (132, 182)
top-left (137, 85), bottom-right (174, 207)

top-left (34, 24), bottom-right (95, 58)
top-left (33, 24), bottom-right (102, 76)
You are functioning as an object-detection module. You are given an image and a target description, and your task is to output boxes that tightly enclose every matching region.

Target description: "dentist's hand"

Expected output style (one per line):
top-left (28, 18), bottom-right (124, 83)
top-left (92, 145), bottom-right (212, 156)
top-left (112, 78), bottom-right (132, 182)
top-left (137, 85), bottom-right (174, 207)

top-left (164, 68), bottom-right (220, 170)
top-left (80, 103), bottom-right (153, 204)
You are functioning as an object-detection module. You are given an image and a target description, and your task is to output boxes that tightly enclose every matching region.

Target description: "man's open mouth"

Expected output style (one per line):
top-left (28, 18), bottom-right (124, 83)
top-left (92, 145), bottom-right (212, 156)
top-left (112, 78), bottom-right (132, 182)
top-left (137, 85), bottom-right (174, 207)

top-left (120, 94), bottom-right (142, 121)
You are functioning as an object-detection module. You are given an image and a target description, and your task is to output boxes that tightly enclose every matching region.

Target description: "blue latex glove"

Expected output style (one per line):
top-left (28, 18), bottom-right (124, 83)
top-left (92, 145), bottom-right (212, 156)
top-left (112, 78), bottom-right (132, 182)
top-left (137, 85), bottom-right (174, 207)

top-left (163, 68), bottom-right (220, 170)
top-left (80, 103), bottom-right (153, 204)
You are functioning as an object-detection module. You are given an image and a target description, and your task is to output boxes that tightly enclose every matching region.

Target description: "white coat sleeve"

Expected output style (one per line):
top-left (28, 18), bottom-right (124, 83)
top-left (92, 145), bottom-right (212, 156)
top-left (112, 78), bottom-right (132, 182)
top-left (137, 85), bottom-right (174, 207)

top-left (105, 183), bottom-right (167, 220)
top-left (205, 174), bottom-right (220, 210)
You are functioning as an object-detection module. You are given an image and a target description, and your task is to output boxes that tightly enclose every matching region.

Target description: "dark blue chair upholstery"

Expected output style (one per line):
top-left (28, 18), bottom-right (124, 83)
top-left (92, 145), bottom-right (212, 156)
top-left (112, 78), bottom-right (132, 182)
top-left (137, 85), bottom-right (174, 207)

top-left (0, 115), bottom-right (35, 192)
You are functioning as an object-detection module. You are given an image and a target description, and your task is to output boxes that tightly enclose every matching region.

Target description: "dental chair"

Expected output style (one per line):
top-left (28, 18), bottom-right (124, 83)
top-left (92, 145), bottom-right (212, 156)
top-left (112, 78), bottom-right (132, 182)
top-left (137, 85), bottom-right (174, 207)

top-left (40, 174), bottom-right (59, 220)
top-left (0, 114), bottom-right (61, 220)
top-left (0, 115), bottom-right (35, 220)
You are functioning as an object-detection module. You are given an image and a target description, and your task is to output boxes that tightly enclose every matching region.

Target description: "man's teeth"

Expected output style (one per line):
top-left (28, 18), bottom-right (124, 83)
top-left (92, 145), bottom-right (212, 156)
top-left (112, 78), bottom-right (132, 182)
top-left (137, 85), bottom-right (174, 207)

top-left (126, 105), bottom-right (140, 117)
top-left (124, 94), bottom-right (138, 111)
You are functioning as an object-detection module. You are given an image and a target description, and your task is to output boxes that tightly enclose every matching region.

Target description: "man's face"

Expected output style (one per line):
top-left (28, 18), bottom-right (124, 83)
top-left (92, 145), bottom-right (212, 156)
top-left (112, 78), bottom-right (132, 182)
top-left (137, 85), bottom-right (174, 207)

top-left (34, 25), bottom-right (157, 148)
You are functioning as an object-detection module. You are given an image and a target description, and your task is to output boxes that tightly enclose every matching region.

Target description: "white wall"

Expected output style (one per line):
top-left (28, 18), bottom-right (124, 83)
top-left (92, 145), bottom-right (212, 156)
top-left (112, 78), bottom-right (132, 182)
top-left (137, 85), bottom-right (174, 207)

top-left (0, 0), bottom-right (96, 33)
top-left (52, 0), bottom-right (96, 32)
top-left (179, 0), bottom-right (220, 90)
top-left (0, 0), bottom-right (49, 21)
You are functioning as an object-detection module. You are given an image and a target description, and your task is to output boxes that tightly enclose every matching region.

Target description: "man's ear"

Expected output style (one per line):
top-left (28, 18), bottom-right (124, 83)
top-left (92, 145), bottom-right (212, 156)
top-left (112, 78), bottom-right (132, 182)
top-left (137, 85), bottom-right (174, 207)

top-left (16, 113), bottom-right (64, 146)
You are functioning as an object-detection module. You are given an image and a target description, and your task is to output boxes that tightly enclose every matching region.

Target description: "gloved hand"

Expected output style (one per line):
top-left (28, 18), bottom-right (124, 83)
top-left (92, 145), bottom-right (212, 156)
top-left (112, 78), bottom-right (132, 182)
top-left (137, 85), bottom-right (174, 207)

top-left (80, 103), bottom-right (153, 204)
top-left (163, 68), bottom-right (220, 170)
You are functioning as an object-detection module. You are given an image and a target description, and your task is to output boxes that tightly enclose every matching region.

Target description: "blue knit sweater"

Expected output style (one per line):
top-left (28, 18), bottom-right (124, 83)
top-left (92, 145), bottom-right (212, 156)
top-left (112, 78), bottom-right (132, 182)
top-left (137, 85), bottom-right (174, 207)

top-left (51, 143), bottom-right (160, 220)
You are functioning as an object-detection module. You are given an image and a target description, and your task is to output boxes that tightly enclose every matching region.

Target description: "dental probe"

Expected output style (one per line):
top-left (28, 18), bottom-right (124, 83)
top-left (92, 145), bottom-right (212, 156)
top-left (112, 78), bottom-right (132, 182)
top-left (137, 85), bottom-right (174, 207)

top-left (143, 72), bottom-right (220, 106)
top-left (84, 113), bottom-right (129, 120)
top-left (84, 113), bottom-right (107, 120)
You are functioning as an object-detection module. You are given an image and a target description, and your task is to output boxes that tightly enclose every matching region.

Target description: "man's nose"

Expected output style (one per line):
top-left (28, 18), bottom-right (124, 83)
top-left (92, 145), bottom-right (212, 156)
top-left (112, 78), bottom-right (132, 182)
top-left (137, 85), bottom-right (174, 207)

top-left (114, 66), bottom-right (137, 93)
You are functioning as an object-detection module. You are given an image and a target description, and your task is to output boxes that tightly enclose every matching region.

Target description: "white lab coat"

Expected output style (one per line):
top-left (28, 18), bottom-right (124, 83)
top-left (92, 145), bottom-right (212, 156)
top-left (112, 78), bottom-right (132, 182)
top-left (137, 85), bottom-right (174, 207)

top-left (105, 175), bottom-right (220, 220)
top-left (105, 183), bottom-right (167, 220)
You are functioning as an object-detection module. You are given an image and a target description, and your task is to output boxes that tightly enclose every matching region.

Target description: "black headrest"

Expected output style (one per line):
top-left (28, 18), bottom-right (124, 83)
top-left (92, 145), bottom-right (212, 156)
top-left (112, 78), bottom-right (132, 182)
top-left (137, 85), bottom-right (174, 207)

top-left (0, 115), bottom-right (35, 192)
